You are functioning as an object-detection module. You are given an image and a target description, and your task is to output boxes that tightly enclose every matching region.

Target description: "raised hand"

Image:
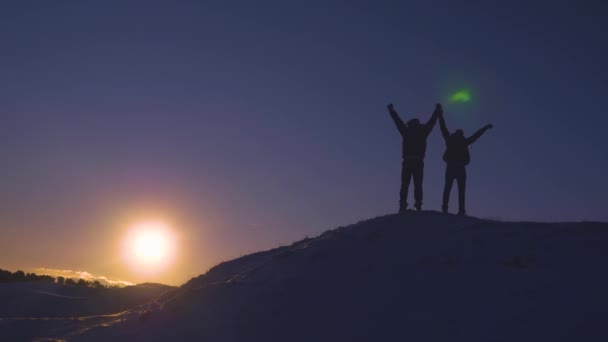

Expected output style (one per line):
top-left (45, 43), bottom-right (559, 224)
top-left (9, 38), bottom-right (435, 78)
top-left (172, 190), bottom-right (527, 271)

top-left (435, 103), bottom-right (443, 115)
top-left (387, 103), bottom-right (394, 111)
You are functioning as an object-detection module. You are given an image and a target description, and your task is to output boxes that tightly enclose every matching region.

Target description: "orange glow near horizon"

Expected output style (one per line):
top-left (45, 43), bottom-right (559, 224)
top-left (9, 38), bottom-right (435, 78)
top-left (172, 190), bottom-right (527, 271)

top-left (122, 221), bottom-right (177, 276)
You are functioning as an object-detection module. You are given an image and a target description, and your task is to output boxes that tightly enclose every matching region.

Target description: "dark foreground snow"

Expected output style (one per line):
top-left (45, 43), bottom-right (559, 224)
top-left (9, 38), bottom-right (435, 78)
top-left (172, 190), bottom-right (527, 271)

top-left (0, 282), bottom-right (173, 341)
top-left (5, 212), bottom-right (608, 341)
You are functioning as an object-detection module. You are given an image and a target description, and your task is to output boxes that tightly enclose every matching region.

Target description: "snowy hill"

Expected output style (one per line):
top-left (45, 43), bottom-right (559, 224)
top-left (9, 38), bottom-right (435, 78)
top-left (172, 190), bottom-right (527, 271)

top-left (9, 212), bottom-right (608, 341)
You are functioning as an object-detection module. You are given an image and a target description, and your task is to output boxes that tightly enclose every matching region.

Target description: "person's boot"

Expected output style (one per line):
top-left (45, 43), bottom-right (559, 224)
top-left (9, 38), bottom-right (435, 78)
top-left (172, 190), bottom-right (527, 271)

top-left (442, 205), bottom-right (448, 214)
top-left (414, 204), bottom-right (422, 212)
top-left (399, 204), bottom-right (408, 214)
top-left (457, 210), bottom-right (466, 216)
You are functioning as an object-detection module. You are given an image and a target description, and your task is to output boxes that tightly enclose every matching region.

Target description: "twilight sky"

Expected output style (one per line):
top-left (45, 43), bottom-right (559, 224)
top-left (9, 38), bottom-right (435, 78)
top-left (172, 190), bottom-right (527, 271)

top-left (1, 1), bottom-right (607, 285)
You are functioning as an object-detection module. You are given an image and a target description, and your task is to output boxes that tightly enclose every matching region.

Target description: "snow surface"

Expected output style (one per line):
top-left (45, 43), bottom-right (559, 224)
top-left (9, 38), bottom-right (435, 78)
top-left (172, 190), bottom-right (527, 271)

top-left (5, 212), bottom-right (608, 341)
top-left (0, 282), bottom-right (173, 341)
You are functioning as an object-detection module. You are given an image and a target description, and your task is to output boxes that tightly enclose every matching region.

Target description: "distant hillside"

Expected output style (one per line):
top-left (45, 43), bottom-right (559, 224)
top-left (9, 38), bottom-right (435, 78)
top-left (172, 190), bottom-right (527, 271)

top-left (11, 212), bottom-right (608, 341)
top-left (0, 268), bottom-right (130, 288)
top-left (0, 269), bottom-right (59, 284)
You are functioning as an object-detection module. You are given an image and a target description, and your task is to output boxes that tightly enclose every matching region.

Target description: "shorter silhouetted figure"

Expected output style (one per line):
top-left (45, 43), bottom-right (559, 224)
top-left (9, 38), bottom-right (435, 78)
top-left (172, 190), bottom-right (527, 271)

top-left (387, 103), bottom-right (440, 213)
top-left (438, 107), bottom-right (492, 215)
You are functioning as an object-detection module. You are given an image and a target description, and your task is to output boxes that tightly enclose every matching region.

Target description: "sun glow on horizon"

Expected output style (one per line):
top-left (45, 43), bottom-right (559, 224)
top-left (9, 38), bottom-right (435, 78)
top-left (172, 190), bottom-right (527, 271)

top-left (122, 221), bottom-right (177, 275)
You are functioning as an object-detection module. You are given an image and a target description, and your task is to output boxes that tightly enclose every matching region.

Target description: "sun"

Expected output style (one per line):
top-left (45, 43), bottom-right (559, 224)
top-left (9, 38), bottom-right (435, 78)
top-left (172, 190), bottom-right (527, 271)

top-left (133, 229), bottom-right (166, 263)
top-left (122, 221), bottom-right (177, 275)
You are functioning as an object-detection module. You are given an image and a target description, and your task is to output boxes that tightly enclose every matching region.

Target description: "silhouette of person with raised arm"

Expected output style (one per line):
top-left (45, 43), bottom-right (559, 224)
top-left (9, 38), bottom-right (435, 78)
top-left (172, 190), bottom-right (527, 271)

top-left (438, 105), bottom-right (493, 215)
top-left (387, 103), bottom-right (441, 213)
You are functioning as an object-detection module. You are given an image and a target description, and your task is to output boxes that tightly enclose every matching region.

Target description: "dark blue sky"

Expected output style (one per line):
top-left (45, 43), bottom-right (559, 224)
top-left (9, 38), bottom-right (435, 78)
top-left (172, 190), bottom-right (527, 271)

top-left (1, 1), bottom-right (607, 284)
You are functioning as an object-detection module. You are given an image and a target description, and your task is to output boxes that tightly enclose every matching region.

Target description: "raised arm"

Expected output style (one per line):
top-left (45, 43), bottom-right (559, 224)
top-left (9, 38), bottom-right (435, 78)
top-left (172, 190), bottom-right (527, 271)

top-left (387, 103), bottom-right (406, 134)
top-left (438, 112), bottom-right (450, 142)
top-left (466, 124), bottom-right (493, 145)
top-left (424, 103), bottom-right (442, 134)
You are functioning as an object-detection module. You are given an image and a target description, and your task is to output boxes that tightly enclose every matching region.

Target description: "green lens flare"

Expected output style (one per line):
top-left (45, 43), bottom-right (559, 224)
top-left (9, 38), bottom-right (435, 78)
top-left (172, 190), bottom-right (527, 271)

top-left (450, 89), bottom-right (471, 103)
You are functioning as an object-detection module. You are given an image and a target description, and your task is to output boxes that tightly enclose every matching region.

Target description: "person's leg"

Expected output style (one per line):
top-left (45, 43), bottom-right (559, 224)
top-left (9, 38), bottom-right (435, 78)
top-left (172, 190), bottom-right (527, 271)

top-left (413, 160), bottom-right (424, 210)
top-left (442, 165), bottom-right (455, 213)
top-left (399, 161), bottom-right (413, 213)
top-left (456, 166), bottom-right (467, 215)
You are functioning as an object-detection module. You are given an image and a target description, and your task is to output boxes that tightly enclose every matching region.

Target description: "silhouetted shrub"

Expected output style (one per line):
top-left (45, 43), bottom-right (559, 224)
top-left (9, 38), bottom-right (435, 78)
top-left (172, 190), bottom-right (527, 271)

top-left (39, 275), bottom-right (55, 283)
top-left (13, 270), bottom-right (26, 282)
top-left (0, 269), bottom-right (55, 283)
top-left (0, 269), bottom-right (12, 282)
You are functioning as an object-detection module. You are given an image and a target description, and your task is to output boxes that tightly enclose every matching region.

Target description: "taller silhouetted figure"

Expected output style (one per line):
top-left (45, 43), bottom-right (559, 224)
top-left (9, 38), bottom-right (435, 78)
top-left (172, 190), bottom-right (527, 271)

top-left (387, 103), bottom-right (441, 213)
top-left (438, 108), bottom-right (493, 215)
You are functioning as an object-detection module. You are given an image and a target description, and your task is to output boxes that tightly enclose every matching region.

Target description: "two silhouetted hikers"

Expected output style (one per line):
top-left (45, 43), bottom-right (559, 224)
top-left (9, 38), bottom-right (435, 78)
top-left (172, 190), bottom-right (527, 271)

top-left (438, 110), bottom-right (492, 215)
top-left (387, 102), bottom-right (493, 215)
top-left (387, 103), bottom-right (440, 213)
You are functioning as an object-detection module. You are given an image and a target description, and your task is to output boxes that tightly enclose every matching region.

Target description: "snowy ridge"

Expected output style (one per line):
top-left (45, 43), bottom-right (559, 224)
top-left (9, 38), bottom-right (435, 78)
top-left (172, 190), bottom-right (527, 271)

top-left (27, 212), bottom-right (608, 340)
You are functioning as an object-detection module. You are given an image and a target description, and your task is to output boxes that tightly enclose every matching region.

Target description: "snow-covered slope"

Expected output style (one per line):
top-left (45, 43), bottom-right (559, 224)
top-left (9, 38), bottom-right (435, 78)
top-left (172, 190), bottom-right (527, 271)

top-left (26, 212), bottom-right (608, 341)
top-left (0, 282), bottom-right (174, 341)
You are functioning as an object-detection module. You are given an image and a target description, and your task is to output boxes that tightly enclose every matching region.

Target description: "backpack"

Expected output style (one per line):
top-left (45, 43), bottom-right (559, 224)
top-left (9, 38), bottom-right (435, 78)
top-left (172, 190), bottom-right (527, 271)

top-left (443, 135), bottom-right (471, 165)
